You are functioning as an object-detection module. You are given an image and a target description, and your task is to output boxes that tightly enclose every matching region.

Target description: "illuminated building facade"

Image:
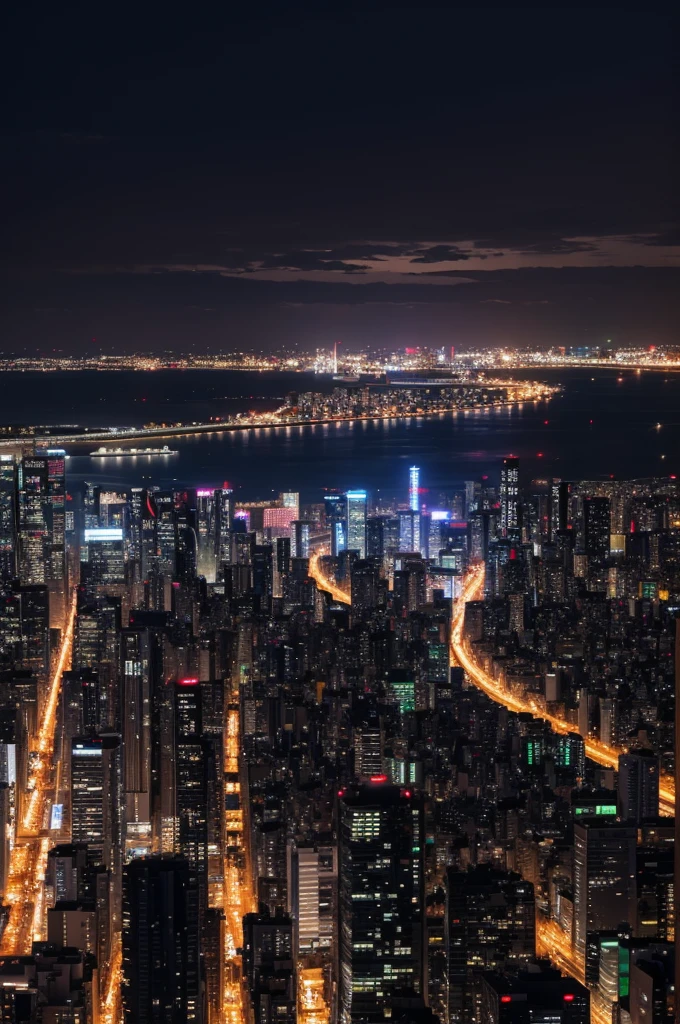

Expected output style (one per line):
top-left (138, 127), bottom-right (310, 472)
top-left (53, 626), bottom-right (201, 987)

top-left (500, 456), bottom-right (520, 538)
top-left (339, 782), bottom-right (424, 1023)
top-left (346, 491), bottom-right (367, 558)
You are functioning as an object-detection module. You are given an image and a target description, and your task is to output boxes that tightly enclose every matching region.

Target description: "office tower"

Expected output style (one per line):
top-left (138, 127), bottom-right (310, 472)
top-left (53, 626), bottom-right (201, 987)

top-left (70, 737), bottom-right (105, 857)
top-left (573, 822), bottom-right (636, 966)
top-left (287, 841), bottom-right (338, 955)
top-left (636, 842), bottom-right (674, 940)
top-left (195, 488), bottom-right (217, 580)
top-left (1, 582), bottom-right (50, 685)
top-left (43, 449), bottom-right (67, 623)
top-left (154, 492), bottom-right (176, 576)
top-left (425, 509), bottom-right (450, 560)
top-left (280, 491), bottom-right (300, 515)
top-left (584, 496), bottom-right (610, 560)
top-left (366, 516), bottom-right (384, 559)
top-left (172, 678), bottom-right (209, 917)
top-left (339, 782), bottom-right (425, 1023)
top-left (500, 456), bottom-right (520, 538)
top-left (16, 455), bottom-right (49, 585)
top-left (618, 749), bottom-right (659, 820)
top-left (122, 855), bottom-right (203, 1024)
top-left (272, 536), bottom-right (291, 599)
top-left (70, 733), bottom-right (120, 870)
top-left (0, 455), bottom-right (17, 583)
top-left (409, 465), bottom-right (420, 512)
top-left (556, 733), bottom-right (586, 779)
top-left (214, 485), bottom-right (233, 572)
top-left (346, 491), bottom-right (367, 557)
top-left (397, 508), bottom-right (421, 553)
top-left (80, 526), bottom-right (125, 597)
top-left (119, 628), bottom-right (152, 856)
top-left (353, 713), bottom-right (382, 778)
top-left (324, 492), bottom-right (346, 556)
top-left (446, 866), bottom-right (535, 1024)
top-left (350, 558), bottom-right (380, 621)
top-left (242, 908), bottom-right (296, 1024)
top-left (480, 967), bottom-right (589, 1023)
top-left (291, 519), bottom-right (313, 558)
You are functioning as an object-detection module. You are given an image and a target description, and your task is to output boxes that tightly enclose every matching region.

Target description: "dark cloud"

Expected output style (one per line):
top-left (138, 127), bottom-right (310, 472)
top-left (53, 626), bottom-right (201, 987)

top-left (0, 8), bottom-right (676, 351)
top-left (255, 252), bottom-right (370, 274)
top-left (472, 234), bottom-right (598, 255)
top-left (408, 245), bottom-right (474, 264)
top-left (639, 228), bottom-right (680, 247)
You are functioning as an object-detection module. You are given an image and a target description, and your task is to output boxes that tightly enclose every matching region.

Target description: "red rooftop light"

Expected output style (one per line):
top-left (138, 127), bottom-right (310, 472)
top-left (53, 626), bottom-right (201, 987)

top-left (563, 994), bottom-right (574, 1002)
top-left (501, 995), bottom-right (512, 1003)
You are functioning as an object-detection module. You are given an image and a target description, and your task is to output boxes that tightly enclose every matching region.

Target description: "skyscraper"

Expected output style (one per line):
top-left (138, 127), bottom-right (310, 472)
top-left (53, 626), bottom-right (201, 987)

top-left (0, 455), bottom-right (17, 584)
top-left (324, 492), bottom-right (346, 556)
top-left (500, 456), bottom-right (520, 538)
top-left (573, 821), bottom-right (636, 967)
top-left (122, 855), bottom-right (203, 1023)
top-left (618, 750), bottom-right (659, 820)
top-left (80, 527), bottom-right (125, 596)
top-left (397, 508), bottom-right (421, 553)
top-left (409, 465), bottom-right (420, 512)
top-left (446, 865), bottom-right (536, 1023)
top-left (346, 491), bottom-right (367, 558)
top-left (584, 496), bottom-right (610, 561)
top-left (339, 781), bottom-right (424, 1023)
top-left (17, 456), bottom-right (49, 585)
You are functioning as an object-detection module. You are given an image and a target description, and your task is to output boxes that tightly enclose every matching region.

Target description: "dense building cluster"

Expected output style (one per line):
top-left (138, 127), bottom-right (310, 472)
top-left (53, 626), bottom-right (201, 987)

top-left (0, 449), bottom-right (676, 1022)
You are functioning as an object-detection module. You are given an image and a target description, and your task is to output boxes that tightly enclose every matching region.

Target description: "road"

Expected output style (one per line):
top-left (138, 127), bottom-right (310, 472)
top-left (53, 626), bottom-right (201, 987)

top-left (449, 564), bottom-right (675, 816)
top-left (308, 552), bottom-right (674, 1020)
top-left (0, 589), bottom-right (77, 956)
top-left (222, 684), bottom-right (256, 1024)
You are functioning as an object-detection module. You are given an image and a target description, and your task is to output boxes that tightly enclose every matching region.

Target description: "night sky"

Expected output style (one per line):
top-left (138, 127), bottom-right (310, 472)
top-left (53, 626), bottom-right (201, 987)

top-left (2, 8), bottom-right (678, 353)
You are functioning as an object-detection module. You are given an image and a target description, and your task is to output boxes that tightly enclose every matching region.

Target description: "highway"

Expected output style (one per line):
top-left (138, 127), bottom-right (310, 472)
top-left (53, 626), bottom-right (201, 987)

top-left (223, 685), bottom-right (256, 1024)
top-left (308, 551), bottom-right (675, 1020)
top-left (0, 589), bottom-right (77, 956)
top-left (449, 564), bottom-right (675, 816)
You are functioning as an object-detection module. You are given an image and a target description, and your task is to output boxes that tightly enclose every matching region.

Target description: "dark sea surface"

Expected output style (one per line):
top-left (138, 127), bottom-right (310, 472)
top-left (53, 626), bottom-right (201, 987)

top-left (0, 368), bottom-right (678, 502)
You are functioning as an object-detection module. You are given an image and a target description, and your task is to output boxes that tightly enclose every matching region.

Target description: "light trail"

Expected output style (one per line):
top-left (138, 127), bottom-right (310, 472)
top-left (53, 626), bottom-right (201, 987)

top-left (298, 966), bottom-right (330, 1024)
top-left (309, 551), bottom-right (353, 605)
top-left (222, 691), bottom-right (255, 1023)
top-left (0, 589), bottom-right (77, 956)
top-left (100, 939), bottom-right (122, 1024)
top-left (309, 550), bottom-right (674, 1021)
top-left (449, 564), bottom-right (675, 815)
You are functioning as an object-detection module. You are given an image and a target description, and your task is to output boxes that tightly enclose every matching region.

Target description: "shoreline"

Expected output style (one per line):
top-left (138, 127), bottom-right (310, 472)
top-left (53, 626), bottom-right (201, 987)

top-left (0, 394), bottom-right (557, 451)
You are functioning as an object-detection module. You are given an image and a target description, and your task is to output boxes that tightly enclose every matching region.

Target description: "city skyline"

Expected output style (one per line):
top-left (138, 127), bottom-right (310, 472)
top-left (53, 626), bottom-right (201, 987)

top-left (1, 6), bottom-right (678, 1022)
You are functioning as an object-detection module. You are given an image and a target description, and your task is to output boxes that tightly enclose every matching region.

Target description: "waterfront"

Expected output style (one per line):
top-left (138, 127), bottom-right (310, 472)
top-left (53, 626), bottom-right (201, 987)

top-left (0, 367), bottom-right (678, 500)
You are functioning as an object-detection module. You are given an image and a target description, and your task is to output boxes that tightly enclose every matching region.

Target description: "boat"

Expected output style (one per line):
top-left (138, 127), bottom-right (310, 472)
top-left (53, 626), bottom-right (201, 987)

top-left (333, 374), bottom-right (361, 383)
top-left (90, 445), bottom-right (179, 457)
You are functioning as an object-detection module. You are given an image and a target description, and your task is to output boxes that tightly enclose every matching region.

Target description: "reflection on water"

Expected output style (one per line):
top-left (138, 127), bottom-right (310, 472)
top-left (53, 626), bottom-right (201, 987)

top-left (1, 368), bottom-right (678, 500)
